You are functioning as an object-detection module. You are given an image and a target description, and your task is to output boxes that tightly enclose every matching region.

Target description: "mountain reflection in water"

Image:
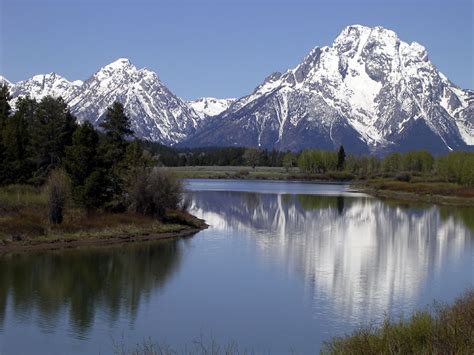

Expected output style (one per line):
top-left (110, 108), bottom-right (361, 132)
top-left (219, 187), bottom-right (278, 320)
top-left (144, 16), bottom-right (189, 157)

top-left (188, 190), bottom-right (473, 321)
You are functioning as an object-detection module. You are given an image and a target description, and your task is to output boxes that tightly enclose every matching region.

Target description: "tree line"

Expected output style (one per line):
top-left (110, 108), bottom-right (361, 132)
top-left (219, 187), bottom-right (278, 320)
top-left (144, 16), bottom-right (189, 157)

top-left (0, 85), bottom-right (181, 223)
top-left (144, 143), bottom-right (288, 168)
top-left (296, 146), bottom-right (474, 186)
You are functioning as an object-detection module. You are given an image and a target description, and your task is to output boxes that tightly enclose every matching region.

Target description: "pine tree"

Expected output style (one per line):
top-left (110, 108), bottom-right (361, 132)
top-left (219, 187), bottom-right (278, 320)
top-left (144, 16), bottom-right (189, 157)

top-left (95, 102), bottom-right (135, 210)
top-left (64, 122), bottom-right (99, 187)
top-left (29, 96), bottom-right (77, 182)
top-left (337, 145), bottom-right (346, 171)
top-left (63, 122), bottom-right (114, 211)
top-left (2, 97), bottom-right (35, 183)
top-left (0, 84), bottom-right (12, 184)
top-left (99, 101), bottom-right (133, 165)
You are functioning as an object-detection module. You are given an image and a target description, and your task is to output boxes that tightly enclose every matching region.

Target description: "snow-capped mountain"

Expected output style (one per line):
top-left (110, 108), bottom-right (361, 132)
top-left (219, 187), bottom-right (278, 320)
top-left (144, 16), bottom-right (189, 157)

top-left (10, 73), bottom-right (81, 107)
top-left (187, 97), bottom-right (235, 119)
top-left (3, 25), bottom-right (473, 153)
top-left (0, 75), bottom-right (11, 88)
top-left (182, 25), bottom-right (473, 154)
top-left (5, 59), bottom-right (203, 145)
top-left (67, 58), bottom-right (201, 144)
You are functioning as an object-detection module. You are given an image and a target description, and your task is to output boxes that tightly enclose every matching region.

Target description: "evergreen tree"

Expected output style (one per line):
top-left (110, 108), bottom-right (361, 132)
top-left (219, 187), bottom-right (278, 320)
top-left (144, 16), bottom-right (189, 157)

top-left (96, 102), bottom-right (135, 210)
top-left (0, 84), bottom-right (12, 184)
top-left (64, 121), bottom-right (118, 211)
top-left (99, 101), bottom-right (133, 165)
top-left (123, 140), bottom-right (155, 186)
top-left (337, 145), bottom-right (346, 171)
top-left (1, 97), bottom-right (35, 183)
top-left (64, 122), bottom-right (99, 186)
top-left (0, 84), bottom-right (11, 126)
top-left (29, 96), bottom-right (77, 182)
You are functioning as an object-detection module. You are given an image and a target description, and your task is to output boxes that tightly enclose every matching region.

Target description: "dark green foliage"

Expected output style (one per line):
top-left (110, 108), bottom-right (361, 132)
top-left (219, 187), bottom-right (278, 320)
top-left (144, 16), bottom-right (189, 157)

top-left (0, 84), bottom-right (12, 184)
top-left (64, 122), bottom-right (99, 187)
top-left (2, 98), bottom-right (35, 183)
top-left (63, 122), bottom-right (111, 211)
top-left (144, 143), bottom-right (287, 167)
top-left (337, 145), bottom-right (346, 171)
top-left (0, 84), bottom-right (11, 125)
top-left (100, 101), bottom-right (133, 141)
top-left (29, 96), bottom-right (77, 183)
top-left (81, 170), bottom-right (113, 211)
top-left (99, 101), bottom-right (133, 166)
top-left (0, 93), bottom-right (187, 219)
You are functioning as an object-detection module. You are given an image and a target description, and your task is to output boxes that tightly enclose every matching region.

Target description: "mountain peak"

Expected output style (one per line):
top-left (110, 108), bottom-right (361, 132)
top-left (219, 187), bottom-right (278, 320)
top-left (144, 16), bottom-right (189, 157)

top-left (101, 58), bottom-right (134, 72)
top-left (0, 75), bottom-right (11, 86)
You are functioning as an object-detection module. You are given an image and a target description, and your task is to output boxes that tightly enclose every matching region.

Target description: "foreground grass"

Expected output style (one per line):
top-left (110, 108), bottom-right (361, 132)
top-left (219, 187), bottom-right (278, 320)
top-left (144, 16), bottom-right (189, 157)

top-left (0, 185), bottom-right (205, 249)
top-left (322, 290), bottom-right (474, 354)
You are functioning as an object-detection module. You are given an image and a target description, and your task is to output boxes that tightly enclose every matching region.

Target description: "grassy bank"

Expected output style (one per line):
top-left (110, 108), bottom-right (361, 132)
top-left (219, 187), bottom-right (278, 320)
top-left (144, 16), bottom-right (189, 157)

top-left (357, 179), bottom-right (474, 206)
top-left (167, 166), bottom-right (354, 181)
top-left (168, 166), bottom-right (474, 205)
top-left (0, 185), bottom-right (206, 252)
top-left (322, 290), bottom-right (474, 354)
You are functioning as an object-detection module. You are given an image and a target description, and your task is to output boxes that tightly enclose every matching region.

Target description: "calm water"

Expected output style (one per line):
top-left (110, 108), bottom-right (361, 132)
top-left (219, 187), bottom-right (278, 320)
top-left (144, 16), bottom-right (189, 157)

top-left (0, 179), bottom-right (473, 354)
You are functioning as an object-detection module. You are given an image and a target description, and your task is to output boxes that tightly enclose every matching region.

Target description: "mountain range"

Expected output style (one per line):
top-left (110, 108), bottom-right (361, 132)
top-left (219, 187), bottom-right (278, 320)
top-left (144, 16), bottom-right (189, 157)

top-left (2, 25), bottom-right (473, 154)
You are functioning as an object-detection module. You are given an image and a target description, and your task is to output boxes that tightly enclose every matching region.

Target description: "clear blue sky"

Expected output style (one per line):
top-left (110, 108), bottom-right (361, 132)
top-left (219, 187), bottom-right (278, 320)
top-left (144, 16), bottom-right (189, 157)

top-left (1, 0), bottom-right (472, 100)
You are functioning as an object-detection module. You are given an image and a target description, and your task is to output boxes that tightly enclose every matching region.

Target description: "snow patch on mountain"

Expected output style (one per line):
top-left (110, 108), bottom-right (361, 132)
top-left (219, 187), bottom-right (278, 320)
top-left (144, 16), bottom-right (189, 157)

top-left (0, 76), bottom-right (11, 87)
top-left (66, 58), bottom-right (201, 144)
top-left (9, 73), bottom-right (80, 107)
top-left (187, 97), bottom-right (235, 119)
top-left (183, 24), bottom-right (473, 153)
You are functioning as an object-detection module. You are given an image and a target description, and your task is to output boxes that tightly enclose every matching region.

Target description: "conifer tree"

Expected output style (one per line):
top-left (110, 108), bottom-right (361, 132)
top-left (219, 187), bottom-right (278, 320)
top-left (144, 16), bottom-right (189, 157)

top-left (337, 145), bottom-right (346, 171)
top-left (0, 84), bottom-right (11, 184)
top-left (2, 97), bottom-right (35, 183)
top-left (29, 96), bottom-right (77, 182)
top-left (99, 101), bottom-right (133, 165)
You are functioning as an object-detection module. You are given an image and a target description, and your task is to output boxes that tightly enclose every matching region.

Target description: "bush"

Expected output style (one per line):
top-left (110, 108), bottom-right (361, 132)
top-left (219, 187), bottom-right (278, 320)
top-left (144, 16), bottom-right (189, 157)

top-left (236, 169), bottom-right (250, 177)
top-left (128, 169), bottom-right (182, 218)
top-left (44, 169), bottom-right (70, 225)
top-left (395, 172), bottom-right (411, 182)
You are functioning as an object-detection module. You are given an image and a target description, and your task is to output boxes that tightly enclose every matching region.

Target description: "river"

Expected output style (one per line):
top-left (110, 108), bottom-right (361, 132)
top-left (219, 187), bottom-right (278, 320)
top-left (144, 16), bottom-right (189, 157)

top-left (0, 179), bottom-right (473, 354)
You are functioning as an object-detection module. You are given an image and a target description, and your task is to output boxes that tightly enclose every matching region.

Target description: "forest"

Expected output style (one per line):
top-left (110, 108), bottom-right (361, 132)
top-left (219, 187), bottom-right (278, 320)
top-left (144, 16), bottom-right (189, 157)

top-left (0, 85), bottom-right (184, 228)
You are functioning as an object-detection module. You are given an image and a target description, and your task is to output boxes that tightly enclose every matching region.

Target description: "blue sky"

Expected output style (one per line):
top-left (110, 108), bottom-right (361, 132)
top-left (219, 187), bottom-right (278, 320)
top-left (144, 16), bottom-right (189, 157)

top-left (1, 0), bottom-right (472, 99)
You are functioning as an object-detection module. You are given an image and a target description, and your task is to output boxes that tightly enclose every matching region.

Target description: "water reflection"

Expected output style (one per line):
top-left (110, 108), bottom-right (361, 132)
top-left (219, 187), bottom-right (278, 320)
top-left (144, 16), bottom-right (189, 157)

top-left (188, 191), bottom-right (473, 321)
top-left (0, 240), bottom-right (182, 337)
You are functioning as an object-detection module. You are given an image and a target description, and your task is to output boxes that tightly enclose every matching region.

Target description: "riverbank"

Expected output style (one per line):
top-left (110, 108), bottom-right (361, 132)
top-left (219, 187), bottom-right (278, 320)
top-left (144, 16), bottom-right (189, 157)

top-left (169, 166), bottom-right (474, 206)
top-left (322, 289), bottom-right (474, 354)
top-left (0, 185), bottom-right (207, 253)
top-left (167, 165), bottom-right (355, 181)
top-left (356, 180), bottom-right (474, 206)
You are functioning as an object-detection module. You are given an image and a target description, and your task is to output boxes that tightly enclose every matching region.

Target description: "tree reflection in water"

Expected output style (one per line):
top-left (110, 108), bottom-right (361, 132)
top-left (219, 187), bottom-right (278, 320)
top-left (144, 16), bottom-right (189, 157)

top-left (0, 239), bottom-right (182, 337)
